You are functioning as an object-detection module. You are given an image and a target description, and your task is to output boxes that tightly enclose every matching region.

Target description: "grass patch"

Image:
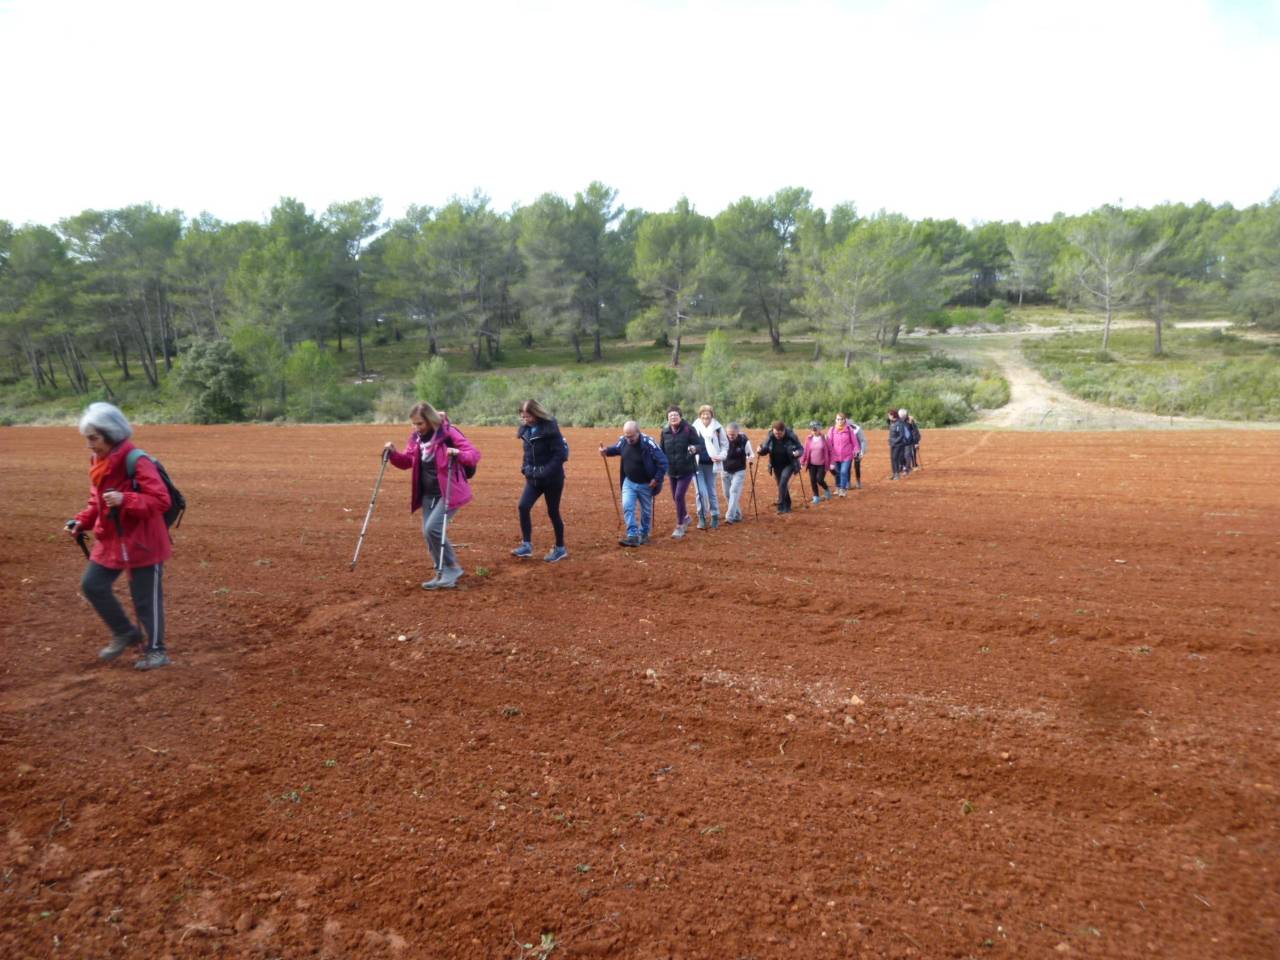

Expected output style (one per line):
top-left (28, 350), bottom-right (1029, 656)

top-left (1023, 328), bottom-right (1280, 420)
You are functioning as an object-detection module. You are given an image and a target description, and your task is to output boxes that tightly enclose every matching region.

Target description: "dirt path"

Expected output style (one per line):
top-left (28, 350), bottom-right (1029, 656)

top-left (925, 328), bottom-right (1279, 431)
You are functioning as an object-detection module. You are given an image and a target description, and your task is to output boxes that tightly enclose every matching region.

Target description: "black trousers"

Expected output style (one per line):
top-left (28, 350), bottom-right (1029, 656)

top-left (774, 463), bottom-right (797, 511)
top-left (891, 445), bottom-right (909, 476)
top-left (807, 464), bottom-right (829, 494)
top-left (853, 455), bottom-right (862, 484)
top-left (81, 562), bottom-right (165, 652)
top-left (518, 476), bottom-right (565, 547)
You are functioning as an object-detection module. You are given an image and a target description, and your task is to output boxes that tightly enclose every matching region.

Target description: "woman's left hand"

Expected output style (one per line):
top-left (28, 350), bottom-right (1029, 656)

top-left (103, 490), bottom-right (124, 508)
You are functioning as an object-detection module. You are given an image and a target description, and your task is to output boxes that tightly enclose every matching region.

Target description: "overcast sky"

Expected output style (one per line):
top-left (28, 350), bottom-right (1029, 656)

top-left (1, 0), bottom-right (1277, 228)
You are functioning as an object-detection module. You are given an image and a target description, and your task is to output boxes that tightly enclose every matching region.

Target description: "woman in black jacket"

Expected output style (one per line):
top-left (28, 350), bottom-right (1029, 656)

top-left (659, 406), bottom-right (707, 539)
top-left (512, 399), bottom-right (568, 562)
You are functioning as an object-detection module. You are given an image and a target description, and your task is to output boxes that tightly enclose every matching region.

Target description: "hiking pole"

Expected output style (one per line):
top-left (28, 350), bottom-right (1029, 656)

top-left (437, 452), bottom-right (455, 575)
top-left (795, 462), bottom-right (810, 509)
top-left (65, 520), bottom-right (90, 559)
top-left (748, 459), bottom-right (760, 521)
top-left (105, 489), bottom-right (130, 564)
top-left (601, 453), bottom-right (622, 529)
top-left (350, 449), bottom-right (390, 570)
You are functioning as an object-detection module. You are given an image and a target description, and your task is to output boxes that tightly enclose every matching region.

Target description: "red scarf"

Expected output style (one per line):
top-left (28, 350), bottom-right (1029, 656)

top-left (89, 452), bottom-right (113, 491)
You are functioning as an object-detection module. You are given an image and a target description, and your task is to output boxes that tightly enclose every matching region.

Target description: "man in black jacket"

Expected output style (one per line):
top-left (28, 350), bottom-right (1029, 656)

top-left (756, 421), bottom-right (803, 514)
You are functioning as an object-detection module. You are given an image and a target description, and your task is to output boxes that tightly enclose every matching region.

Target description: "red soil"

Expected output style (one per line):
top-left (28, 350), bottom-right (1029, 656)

top-left (1, 425), bottom-right (1277, 959)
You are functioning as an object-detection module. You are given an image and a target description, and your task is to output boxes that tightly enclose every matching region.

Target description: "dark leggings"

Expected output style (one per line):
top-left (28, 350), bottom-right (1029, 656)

top-left (854, 456), bottom-right (862, 484)
top-left (81, 561), bottom-right (165, 652)
top-left (518, 476), bottom-right (565, 547)
top-left (807, 464), bottom-right (829, 493)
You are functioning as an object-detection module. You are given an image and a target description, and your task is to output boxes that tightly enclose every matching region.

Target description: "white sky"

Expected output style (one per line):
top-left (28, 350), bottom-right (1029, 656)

top-left (1, 0), bottom-right (1277, 227)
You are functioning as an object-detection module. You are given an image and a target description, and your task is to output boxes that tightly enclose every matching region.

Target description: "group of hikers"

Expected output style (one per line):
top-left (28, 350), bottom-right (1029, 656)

top-left (66, 399), bottom-right (923, 667)
top-left (599, 406), bottom-right (871, 545)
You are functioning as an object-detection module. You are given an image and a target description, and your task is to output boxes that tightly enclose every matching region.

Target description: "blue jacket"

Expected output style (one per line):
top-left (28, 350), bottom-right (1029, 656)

top-left (603, 432), bottom-right (668, 487)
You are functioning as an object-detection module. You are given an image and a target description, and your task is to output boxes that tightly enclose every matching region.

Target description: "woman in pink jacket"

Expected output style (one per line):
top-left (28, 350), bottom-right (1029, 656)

top-left (825, 412), bottom-right (862, 497)
top-left (384, 401), bottom-right (481, 590)
top-left (799, 421), bottom-right (833, 503)
top-left (67, 403), bottom-right (173, 671)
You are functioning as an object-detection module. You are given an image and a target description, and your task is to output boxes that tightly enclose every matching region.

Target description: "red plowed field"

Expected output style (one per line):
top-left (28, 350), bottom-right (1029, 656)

top-left (2, 425), bottom-right (1277, 959)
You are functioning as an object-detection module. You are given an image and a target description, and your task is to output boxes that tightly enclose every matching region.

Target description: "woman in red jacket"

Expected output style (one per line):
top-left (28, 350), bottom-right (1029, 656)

top-left (66, 403), bottom-right (173, 671)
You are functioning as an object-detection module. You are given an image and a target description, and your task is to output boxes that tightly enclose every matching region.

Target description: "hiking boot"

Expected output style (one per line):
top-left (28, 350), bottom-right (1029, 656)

top-left (638, 534), bottom-right (651, 545)
top-left (511, 541), bottom-right (533, 558)
top-left (432, 566), bottom-right (464, 589)
top-left (421, 576), bottom-right (442, 589)
top-left (618, 535), bottom-right (640, 547)
top-left (133, 650), bottom-right (170, 671)
top-left (711, 513), bottom-right (720, 529)
top-left (672, 523), bottom-right (686, 540)
top-left (543, 546), bottom-right (568, 563)
top-left (823, 489), bottom-right (832, 501)
top-left (99, 627), bottom-right (142, 661)
top-left (811, 496), bottom-right (820, 505)
top-left (696, 514), bottom-right (706, 530)
top-left (855, 482), bottom-right (862, 490)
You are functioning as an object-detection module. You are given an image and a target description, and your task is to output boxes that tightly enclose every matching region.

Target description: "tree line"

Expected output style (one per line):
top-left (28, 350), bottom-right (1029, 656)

top-left (1, 185), bottom-right (1276, 413)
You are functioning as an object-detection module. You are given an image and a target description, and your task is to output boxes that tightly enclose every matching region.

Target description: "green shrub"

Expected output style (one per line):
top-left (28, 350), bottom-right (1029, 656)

top-left (413, 356), bottom-right (453, 408)
top-left (174, 338), bottom-right (253, 423)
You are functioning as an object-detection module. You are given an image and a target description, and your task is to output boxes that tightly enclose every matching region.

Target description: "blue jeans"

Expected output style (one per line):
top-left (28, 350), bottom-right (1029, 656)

top-left (694, 463), bottom-right (719, 518)
top-left (621, 478), bottom-right (654, 539)
top-left (421, 496), bottom-right (460, 573)
top-left (723, 469), bottom-right (746, 521)
top-left (832, 459), bottom-right (852, 490)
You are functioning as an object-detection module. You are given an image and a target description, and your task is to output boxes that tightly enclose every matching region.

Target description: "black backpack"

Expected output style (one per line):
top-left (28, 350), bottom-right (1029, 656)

top-left (443, 425), bottom-right (478, 479)
top-left (125, 449), bottom-right (186, 529)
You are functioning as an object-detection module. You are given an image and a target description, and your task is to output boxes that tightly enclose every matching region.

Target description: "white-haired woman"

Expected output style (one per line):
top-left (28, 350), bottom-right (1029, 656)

top-left (66, 403), bottom-right (173, 670)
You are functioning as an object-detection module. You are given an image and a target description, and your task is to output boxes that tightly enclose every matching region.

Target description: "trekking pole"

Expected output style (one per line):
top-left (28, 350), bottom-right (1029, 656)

top-left (601, 453), bottom-right (622, 529)
top-left (105, 489), bottom-right (130, 564)
top-left (748, 459), bottom-right (760, 521)
top-left (65, 520), bottom-right (90, 559)
top-left (437, 452), bottom-right (455, 575)
top-left (795, 462), bottom-right (810, 509)
top-left (350, 449), bottom-right (390, 570)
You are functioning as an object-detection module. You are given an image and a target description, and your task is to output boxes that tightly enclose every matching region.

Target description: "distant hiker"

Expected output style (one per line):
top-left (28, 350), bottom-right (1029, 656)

top-left (850, 418), bottom-right (868, 489)
top-left (800, 421), bottom-right (833, 503)
top-left (512, 399), bottom-right (568, 563)
top-left (67, 402), bottom-right (173, 671)
top-left (887, 408), bottom-right (909, 480)
top-left (757, 421), bottom-right (803, 514)
top-left (895, 408), bottom-right (914, 477)
top-left (384, 401), bottom-right (481, 590)
top-left (906, 413), bottom-right (922, 470)
top-left (721, 422), bottom-right (755, 524)
top-left (659, 406), bottom-right (706, 539)
top-left (826, 413), bottom-right (861, 496)
top-left (600, 420), bottom-right (668, 547)
top-left (692, 404), bottom-right (728, 529)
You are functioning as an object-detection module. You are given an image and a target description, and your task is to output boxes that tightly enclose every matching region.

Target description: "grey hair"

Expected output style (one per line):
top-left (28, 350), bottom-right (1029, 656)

top-left (79, 402), bottom-right (133, 444)
top-left (727, 421), bottom-right (740, 431)
top-left (897, 408), bottom-right (907, 418)
top-left (622, 419), bottom-right (639, 433)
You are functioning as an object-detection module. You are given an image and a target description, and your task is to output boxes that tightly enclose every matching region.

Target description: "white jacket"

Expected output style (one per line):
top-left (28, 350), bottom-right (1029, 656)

top-left (693, 417), bottom-right (729, 472)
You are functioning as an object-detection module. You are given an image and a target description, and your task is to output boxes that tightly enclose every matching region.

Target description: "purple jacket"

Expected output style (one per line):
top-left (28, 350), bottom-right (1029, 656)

top-left (387, 418), bottom-right (481, 513)
top-left (826, 424), bottom-right (861, 462)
